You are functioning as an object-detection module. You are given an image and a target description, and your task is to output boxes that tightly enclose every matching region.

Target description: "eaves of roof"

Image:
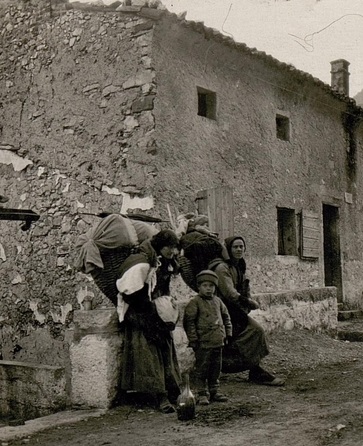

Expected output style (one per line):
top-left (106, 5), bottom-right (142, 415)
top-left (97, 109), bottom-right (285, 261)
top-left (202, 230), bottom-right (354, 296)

top-left (67, 2), bottom-right (363, 116)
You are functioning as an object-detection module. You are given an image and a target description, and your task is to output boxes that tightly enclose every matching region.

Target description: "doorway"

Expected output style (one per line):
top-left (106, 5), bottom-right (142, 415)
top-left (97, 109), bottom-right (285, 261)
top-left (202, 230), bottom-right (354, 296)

top-left (322, 204), bottom-right (342, 302)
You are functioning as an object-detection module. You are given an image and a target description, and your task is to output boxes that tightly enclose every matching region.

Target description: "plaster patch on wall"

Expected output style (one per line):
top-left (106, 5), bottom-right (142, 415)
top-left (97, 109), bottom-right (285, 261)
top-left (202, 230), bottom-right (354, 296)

top-left (0, 243), bottom-right (6, 261)
top-left (102, 185), bottom-right (122, 196)
top-left (345, 192), bottom-right (353, 204)
top-left (20, 193), bottom-right (27, 202)
top-left (53, 170), bottom-right (67, 185)
top-left (11, 273), bottom-right (23, 284)
top-left (76, 272), bottom-right (94, 282)
top-left (76, 200), bottom-right (85, 208)
top-left (76, 286), bottom-right (95, 309)
top-left (37, 166), bottom-right (45, 177)
top-left (0, 149), bottom-right (33, 171)
top-left (120, 192), bottom-right (154, 213)
top-left (51, 302), bottom-right (73, 324)
top-left (62, 182), bottom-right (70, 193)
top-left (124, 115), bottom-right (139, 131)
top-left (29, 300), bottom-right (46, 324)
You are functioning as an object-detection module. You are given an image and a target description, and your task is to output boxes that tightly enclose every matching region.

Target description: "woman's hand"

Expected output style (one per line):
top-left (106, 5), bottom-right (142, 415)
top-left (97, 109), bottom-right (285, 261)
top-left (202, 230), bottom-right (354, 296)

top-left (247, 299), bottom-right (259, 310)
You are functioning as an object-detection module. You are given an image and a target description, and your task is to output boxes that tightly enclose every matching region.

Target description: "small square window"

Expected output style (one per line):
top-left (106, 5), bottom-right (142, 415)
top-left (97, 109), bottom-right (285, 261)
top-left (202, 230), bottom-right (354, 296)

top-left (277, 207), bottom-right (297, 255)
top-left (276, 114), bottom-right (290, 141)
top-left (197, 87), bottom-right (216, 120)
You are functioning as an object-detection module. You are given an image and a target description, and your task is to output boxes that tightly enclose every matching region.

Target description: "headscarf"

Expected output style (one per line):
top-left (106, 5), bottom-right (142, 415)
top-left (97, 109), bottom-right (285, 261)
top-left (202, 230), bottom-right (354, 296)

top-left (224, 236), bottom-right (247, 273)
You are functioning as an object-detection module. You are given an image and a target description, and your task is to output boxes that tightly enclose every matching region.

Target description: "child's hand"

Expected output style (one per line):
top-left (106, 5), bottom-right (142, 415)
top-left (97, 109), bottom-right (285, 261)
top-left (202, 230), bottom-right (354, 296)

top-left (224, 336), bottom-right (233, 346)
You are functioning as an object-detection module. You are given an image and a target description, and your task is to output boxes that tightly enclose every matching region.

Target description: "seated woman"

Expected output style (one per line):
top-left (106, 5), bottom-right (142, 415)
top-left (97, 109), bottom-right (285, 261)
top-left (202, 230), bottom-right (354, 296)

top-left (209, 235), bottom-right (285, 386)
top-left (116, 229), bottom-right (182, 413)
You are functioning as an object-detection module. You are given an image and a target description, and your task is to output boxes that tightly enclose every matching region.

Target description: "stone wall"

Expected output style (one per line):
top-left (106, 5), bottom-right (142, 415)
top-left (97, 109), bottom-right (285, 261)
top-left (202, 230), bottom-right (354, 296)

top-left (0, 1), bottom-right (163, 365)
top-left (0, 360), bottom-right (67, 421)
top-left (251, 286), bottom-right (338, 333)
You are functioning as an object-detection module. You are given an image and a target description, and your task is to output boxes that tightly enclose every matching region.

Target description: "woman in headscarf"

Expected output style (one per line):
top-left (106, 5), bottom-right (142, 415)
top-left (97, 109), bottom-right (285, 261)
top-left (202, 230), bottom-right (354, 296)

top-left (209, 236), bottom-right (285, 386)
top-left (116, 229), bottom-right (182, 413)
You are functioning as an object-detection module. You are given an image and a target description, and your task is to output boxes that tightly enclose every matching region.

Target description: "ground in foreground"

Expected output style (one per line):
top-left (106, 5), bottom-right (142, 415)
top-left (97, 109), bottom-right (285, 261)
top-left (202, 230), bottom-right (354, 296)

top-left (6, 328), bottom-right (363, 446)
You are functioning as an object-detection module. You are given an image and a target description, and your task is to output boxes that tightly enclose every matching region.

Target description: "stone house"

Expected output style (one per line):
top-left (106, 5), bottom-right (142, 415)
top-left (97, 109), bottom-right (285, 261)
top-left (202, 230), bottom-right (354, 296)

top-left (0, 0), bottom-right (362, 367)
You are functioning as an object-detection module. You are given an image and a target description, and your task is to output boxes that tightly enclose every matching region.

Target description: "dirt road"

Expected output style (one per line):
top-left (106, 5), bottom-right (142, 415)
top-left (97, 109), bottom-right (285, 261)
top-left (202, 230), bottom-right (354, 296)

top-left (7, 328), bottom-right (363, 446)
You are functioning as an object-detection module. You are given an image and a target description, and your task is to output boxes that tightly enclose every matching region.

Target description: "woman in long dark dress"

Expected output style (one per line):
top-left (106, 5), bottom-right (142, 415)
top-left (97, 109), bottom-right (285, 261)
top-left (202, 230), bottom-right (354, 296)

top-left (209, 235), bottom-right (285, 386)
top-left (116, 229), bottom-right (182, 413)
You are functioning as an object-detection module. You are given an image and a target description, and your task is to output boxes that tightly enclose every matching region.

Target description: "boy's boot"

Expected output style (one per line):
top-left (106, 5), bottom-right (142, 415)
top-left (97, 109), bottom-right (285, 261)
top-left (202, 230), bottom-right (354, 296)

top-left (197, 392), bottom-right (210, 405)
top-left (210, 391), bottom-right (228, 402)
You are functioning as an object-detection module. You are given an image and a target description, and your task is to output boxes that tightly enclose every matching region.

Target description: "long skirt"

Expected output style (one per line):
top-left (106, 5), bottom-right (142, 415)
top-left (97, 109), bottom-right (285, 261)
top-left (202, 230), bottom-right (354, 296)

top-left (222, 316), bottom-right (269, 373)
top-left (120, 319), bottom-right (181, 401)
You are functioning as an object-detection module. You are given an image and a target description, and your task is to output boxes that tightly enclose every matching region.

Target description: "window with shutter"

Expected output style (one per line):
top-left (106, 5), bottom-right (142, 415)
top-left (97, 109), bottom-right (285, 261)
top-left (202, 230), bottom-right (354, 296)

top-left (277, 207), bottom-right (297, 255)
top-left (300, 210), bottom-right (320, 259)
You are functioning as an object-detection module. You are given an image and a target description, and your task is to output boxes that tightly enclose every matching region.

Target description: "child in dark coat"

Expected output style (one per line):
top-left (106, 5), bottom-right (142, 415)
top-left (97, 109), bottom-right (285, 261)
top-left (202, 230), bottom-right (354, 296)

top-left (183, 270), bottom-right (233, 405)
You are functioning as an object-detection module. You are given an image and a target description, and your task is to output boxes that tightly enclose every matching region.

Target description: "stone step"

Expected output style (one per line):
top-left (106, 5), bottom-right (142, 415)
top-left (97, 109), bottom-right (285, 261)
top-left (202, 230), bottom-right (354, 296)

top-left (337, 319), bottom-right (363, 342)
top-left (337, 330), bottom-right (363, 342)
top-left (338, 309), bottom-right (363, 321)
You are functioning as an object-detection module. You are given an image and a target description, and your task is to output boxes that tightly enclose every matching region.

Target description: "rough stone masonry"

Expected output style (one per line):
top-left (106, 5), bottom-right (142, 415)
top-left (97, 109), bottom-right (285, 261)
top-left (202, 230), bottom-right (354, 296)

top-left (0, 0), bottom-right (166, 366)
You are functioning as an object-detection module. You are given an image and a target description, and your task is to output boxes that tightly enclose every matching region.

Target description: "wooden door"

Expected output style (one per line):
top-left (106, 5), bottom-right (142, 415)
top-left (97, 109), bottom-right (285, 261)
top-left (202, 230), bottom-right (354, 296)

top-left (195, 186), bottom-right (234, 241)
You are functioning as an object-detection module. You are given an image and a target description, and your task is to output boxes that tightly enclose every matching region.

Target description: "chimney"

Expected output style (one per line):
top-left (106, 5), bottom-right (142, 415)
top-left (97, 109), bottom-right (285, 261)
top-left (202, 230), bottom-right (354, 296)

top-left (330, 59), bottom-right (350, 96)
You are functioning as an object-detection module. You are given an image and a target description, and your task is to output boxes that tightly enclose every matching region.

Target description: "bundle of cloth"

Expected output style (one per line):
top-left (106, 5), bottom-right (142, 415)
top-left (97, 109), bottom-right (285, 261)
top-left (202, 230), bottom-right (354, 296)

top-left (75, 214), bottom-right (159, 305)
top-left (178, 214), bottom-right (224, 291)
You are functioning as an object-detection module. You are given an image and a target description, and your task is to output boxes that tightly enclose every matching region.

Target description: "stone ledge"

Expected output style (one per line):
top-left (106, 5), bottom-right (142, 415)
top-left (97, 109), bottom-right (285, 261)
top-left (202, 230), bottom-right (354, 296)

top-left (73, 309), bottom-right (120, 334)
top-left (251, 287), bottom-right (338, 333)
top-left (253, 286), bottom-right (337, 308)
top-left (139, 7), bottom-right (165, 19)
top-left (337, 330), bottom-right (363, 342)
top-left (338, 309), bottom-right (363, 321)
top-left (0, 361), bottom-right (67, 421)
top-left (0, 409), bottom-right (106, 443)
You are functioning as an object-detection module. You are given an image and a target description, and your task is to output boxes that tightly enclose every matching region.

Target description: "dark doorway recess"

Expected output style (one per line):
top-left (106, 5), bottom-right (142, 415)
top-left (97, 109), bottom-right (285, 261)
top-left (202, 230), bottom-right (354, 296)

top-left (323, 204), bottom-right (342, 302)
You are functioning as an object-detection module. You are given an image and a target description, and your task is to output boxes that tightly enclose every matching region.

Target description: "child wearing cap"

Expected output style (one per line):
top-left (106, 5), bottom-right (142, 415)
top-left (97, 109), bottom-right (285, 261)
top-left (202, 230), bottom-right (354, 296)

top-left (183, 270), bottom-right (233, 405)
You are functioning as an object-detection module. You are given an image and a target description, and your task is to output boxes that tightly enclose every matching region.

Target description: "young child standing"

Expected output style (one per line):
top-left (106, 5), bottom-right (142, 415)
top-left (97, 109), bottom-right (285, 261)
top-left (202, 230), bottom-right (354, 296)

top-left (183, 270), bottom-right (233, 405)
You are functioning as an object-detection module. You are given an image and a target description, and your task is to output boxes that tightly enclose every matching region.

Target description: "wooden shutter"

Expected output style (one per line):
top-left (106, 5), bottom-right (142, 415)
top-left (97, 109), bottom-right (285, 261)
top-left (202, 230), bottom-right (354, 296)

top-left (300, 210), bottom-right (320, 259)
top-left (195, 186), bottom-right (234, 241)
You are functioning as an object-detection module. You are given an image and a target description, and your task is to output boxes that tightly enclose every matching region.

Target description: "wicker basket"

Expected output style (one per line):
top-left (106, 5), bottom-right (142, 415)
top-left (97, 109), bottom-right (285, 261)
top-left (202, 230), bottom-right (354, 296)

top-left (178, 255), bottom-right (198, 292)
top-left (90, 247), bottom-right (134, 306)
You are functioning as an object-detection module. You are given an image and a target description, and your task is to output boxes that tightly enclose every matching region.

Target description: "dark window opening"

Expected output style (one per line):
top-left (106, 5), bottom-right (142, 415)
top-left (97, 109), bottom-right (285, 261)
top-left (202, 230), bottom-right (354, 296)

top-left (276, 114), bottom-right (290, 141)
top-left (277, 207), bottom-right (297, 255)
top-left (197, 87), bottom-right (216, 120)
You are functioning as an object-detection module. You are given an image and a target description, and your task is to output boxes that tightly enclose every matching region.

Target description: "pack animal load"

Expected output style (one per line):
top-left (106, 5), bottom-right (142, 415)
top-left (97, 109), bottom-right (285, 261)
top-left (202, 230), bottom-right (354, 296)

top-left (75, 214), bottom-right (159, 305)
